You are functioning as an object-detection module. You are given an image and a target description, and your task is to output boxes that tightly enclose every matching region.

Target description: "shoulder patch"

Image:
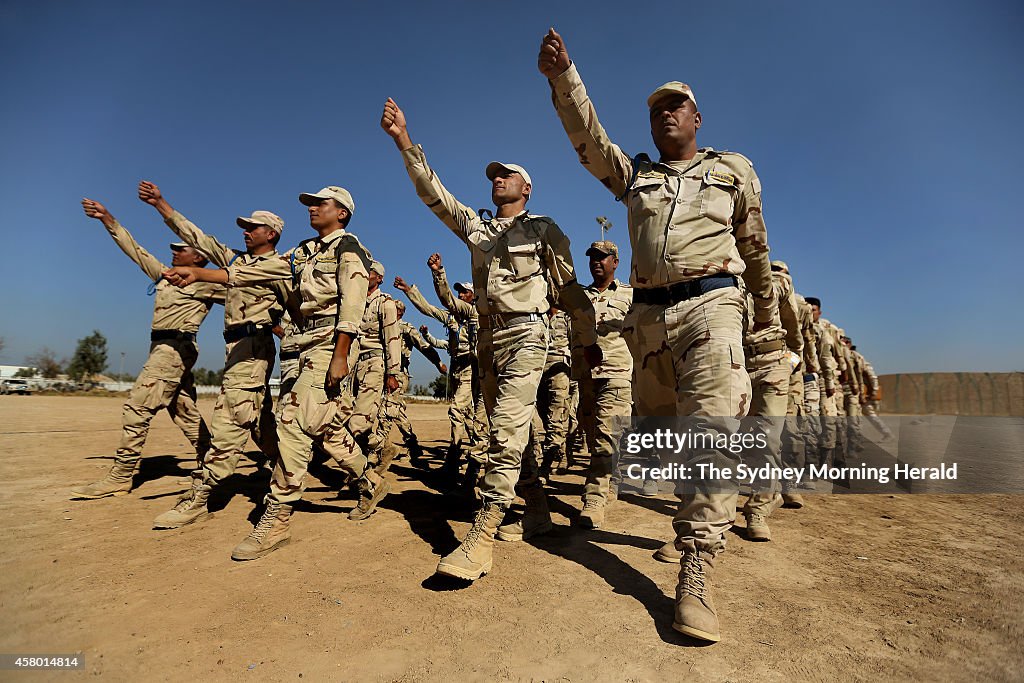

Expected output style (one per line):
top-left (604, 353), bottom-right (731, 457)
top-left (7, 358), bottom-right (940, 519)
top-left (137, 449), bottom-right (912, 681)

top-left (716, 150), bottom-right (755, 168)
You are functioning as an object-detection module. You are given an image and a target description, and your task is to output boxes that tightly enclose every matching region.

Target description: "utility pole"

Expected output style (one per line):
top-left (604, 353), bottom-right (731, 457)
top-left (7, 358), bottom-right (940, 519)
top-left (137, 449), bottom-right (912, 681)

top-left (596, 216), bottom-right (613, 241)
top-left (119, 352), bottom-right (125, 382)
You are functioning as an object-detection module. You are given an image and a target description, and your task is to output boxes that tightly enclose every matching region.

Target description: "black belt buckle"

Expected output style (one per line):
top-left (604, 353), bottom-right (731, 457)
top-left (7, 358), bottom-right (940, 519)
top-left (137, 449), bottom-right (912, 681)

top-left (223, 322), bottom-right (268, 343)
top-left (151, 329), bottom-right (194, 343)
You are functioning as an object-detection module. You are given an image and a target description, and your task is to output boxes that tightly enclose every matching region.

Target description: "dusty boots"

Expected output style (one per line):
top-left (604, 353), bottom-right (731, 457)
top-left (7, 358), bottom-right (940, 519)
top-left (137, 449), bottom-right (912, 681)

top-left (578, 496), bottom-right (606, 529)
top-left (70, 459), bottom-right (135, 499)
top-left (349, 469), bottom-right (391, 520)
top-left (744, 511), bottom-right (771, 541)
top-left (436, 502), bottom-right (507, 580)
top-left (373, 442), bottom-right (399, 476)
top-left (231, 500), bottom-right (293, 561)
top-left (496, 484), bottom-right (553, 542)
top-left (781, 487), bottom-right (805, 509)
top-left (153, 480), bottom-right (212, 529)
top-left (654, 540), bottom-right (682, 563)
top-left (673, 550), bottom-right (721, 642)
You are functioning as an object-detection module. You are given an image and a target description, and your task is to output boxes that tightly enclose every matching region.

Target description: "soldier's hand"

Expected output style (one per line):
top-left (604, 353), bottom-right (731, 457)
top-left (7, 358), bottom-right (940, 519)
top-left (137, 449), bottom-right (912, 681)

top-left (538, 28), bottom-right (571, 79)
top-left (439, 363), bottom-right (448, 375)
top-left (162, 266), bottom-right (197, 287)
top-left (326, 356), bottom-right (350, 389)
top-left (427, 253), bottom-right (443, 272)
top-left (583, 343), bottom-right (603, 368)
top-left (138, 181), bottom-right (163, 205)
top-left (393, 276), bottom-right (410, 293)
top-left (81, 198), bottom-right (112, 223)
top-left (419, 324), bottom-right (430, 336)
top-left (385, 374), bottom-right (400, 394)
top-left (381, 98), bottom-right (413, 149)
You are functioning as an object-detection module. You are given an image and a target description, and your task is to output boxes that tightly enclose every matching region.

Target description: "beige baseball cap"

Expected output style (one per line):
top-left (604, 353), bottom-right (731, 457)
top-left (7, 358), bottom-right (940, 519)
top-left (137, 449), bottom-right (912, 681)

top-left (485, 161), bottom-right (532, 187)
top-left (299, 186), bottom-right (355, 216)
top-left (586, 240), bottom-right (619, 257)
top-left (169, 242), bottom-right (189, 250)
top-left (236, 210), bottom-right (284, 235)
top-left (647, 81), bottom-right (698, 111)
top-left (770, 260), bottom-right (790, 273)
top-left (370, 260), bottom-right (385, 276)
top-left (453, 281), bottom-right (473, 294)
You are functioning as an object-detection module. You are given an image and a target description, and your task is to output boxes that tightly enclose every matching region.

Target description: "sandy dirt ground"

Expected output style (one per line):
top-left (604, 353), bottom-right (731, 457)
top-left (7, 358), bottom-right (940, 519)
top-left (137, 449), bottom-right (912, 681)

top-left (1, 395), bottom-right (1022, 682)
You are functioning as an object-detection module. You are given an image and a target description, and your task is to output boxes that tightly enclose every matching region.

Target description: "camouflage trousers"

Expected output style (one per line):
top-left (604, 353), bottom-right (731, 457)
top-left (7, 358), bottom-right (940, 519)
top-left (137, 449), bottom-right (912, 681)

top-left (448, 355), bottom-right (488, 463)
top-left (196, 332), bottom-right (280, 486)
top-left (349, 352), bottom-right (386, 457)
top-left (278, 355), bottom-right (301, 399)
top-left (780, 369), bottom-right (808, 473)
top-left (862, 399), bottom-right (894, 438)
top-left (375, 372), bottom-right (417, 451)
top-left (818, 377), bottom-right (839, 450)
top-left (743, 354), bottom-right (790, 516)
top-left (843, 388), bottom-right (863, 451)
top-left (580, 377), bottom-right (632, 503)
top-left (623, 286), bottom-right (750, 556)
top-left (477, 319), bottom-right (548, 505)
top-left (529, 361), bottom-right (571, 474)
top-left (269, 341), bottom-right (374, 505)
top-left (117, 339), bottom-right (210, 470)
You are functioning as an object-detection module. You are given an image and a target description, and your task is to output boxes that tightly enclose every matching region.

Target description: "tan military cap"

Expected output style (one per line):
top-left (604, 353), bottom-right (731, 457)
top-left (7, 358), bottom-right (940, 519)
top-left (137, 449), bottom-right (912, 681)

top-left (647, 81), bottom-right (698, 111)
top-left (485, 161), bottom-right (532, 187)
top-left (770, 260), bottom-right (790, 273)
top-left (586, 240), bottom-right (619, 257)
top-left (299, 186), bottom-right (356, 216)
top-left (236, 210), bottom-right (284, 235)
top-left (395, 300), bottom-right (406, 312)
top-left (370, 260), bottom-right (385, 276)
top-left (169, 242), bottom-right (189, 250)
top-left (453, 281), bottom-right (473, 294)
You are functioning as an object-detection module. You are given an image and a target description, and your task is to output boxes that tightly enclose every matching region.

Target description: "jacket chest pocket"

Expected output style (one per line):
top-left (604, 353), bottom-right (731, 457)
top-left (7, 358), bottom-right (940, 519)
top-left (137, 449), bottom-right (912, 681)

top-left (699, 169), bottom-right (737, 225)
top-left (504, 241), bottom-right (542, 280)
top-left (626, 176), bottom-right (670, 219)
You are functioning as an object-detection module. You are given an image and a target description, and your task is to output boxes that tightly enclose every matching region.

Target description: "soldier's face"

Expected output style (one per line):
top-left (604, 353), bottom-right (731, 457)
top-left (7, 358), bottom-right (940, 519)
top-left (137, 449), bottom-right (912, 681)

top-left (589, 252), bottom-right (618, 280)
top-left (309, 199), bottom-right (348, 230)
top-left (242, 225), bottom-right (276, 250)
top-left (491, 172), bottom-right (530, 206)
top-left (650, 95), bottom-right (701, 154)
top-left (457, 289), bottom-right (474, 303)
top-left (397, 307), bottom-right (405, 319)
top-left (368, 270), bottom-right (383, 290)
top-left (170, 246), bottom-right (204, 267)
top-left (811, 304), bottom-right (821, 321)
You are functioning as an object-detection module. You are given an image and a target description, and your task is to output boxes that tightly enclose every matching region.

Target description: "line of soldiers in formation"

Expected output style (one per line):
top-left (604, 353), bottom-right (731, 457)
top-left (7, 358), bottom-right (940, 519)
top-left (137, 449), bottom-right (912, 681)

top-left (68, 28), bottom-right (894, 644)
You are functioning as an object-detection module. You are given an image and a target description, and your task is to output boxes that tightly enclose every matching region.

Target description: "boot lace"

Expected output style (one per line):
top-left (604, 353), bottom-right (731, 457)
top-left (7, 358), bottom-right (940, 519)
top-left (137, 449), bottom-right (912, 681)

top-left (681, 553), bottom-right (708, 600)
top-left (250, 502), bottom-right (282, 541)
top-left (172, 487), bottom-right (198, 512)
top-left (582, 498), bottom-right (602, 512)
top-left (462, 505), bottom-right (500, 551)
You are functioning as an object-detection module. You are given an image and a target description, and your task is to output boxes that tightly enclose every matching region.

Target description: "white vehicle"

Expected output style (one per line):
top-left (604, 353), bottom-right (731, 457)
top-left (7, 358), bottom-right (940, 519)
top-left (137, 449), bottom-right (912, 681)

top-left (0, 379), bottom-right (34, 395)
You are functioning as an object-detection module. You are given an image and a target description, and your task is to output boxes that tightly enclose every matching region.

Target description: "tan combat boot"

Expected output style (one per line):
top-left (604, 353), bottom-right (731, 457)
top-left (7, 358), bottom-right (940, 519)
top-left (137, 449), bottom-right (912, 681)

top-left (744, 511), bottom-right (771, 541)
top-left (578, 496), bottom-right (606, 529)
top-left (781, 492), bottom-right (805, 508)
top-left (673, 550), bottom-right (721, 642)
top-left (373, 442), bottom-right (399, 476)
top-left (349, 469), bottom-right (391, 520)
top-left (496, 485), bottom-right (553, 542)
top-left (654, 539), bottom-right (682, 563)
top-left (152, 481), bottom-right (212, 529)
top-left (231, 501), bottom-right (293, 561)
top-left (70, 460), bottom-right (135, 499)
top-left (436, 502), bottom-right (507, 580)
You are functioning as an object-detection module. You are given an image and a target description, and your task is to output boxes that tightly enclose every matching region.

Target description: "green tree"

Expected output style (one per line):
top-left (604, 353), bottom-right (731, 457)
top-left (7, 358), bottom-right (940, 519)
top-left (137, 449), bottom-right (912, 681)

top-left (411, 383), bottom-right (430, 396)
top-left (429, 374), bottom-right (450, 399)
top-left (14, 367), bottom-right (36, 378)
top-left (26, 348), bottom-right (64, 378)
top-left (67, 331), bottom-right (108, 382)
top-left (193, 367), bottom-right (224, 386)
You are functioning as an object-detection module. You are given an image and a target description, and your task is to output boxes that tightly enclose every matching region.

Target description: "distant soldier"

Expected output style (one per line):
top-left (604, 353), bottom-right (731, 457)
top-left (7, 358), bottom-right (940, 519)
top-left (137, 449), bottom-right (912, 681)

top-left (573, 240), bottom-right (633, 528)
top-left (381, 97), bottom-right (600, 582)
top-left (539, 29), bottom-right (777, 642)
top-left (855, 347), bottom-right (894, 439)
top-left (138, 181), bottom-right (287, 529)
top-left (807, 298), bottom-right (841, 475)
top-left (533, 308), bottom-right (572, 482)
top-left (160, 185), bottom-right (391, 559)
top-left (374, 300), bottom-right (447, 468)
top-left (841, 333), bottom-right (864, 453)
top-left (348, 261), bottom-right (402, 473)
top-left (71, 199), bottom-right (223, 500)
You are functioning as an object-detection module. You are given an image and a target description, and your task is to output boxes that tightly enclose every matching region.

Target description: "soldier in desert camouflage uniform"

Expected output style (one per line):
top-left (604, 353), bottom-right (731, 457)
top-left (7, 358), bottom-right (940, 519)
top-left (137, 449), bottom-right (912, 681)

top-left (381, 97), bottom-right (600, 582)
top-left (855, 347), bottom-right (894, 439)
top-left (71, 199), bottom-right (223, 500)
top-left (532, 308), bottom-right (572, 482)
top-left (539, 28), bottom-right (777, 642)
top-left (137, 181), bottom-right (287, 529)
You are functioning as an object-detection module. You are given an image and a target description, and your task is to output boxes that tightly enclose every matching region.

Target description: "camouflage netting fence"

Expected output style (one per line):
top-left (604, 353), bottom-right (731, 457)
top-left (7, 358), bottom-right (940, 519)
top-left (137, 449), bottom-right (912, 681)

top-left (879, 372), bottom-right (1024, 416)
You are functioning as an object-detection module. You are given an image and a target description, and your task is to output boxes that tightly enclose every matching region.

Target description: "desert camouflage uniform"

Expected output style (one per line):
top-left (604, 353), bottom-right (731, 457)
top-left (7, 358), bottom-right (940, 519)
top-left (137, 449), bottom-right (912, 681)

top-left (531, 310), bottom-right (572, 476)
top-left (278, 311), bottom-right (302, 397)
top-left (770, 269), bottom-right (807, 478)
top-left (375, 320), bottom-right (445, 455)
top-left (164, 211), bottom-right (287, 485)
top-left (228, 229), bottom-right (383, 504)
top-left (548, 63), bottom-right (777, 556)
top-left (400, 144), bottom-right (597, 505)
top-left (858, 353), bottom-right (893, 438)
top-left (843, 338), bottom-right (864, 451)
top-left (572, 278), bottom-right (633, 505)
top-left (99, 221), bottom-right (223, 474)
top-left (792, 293), bottom-right (821, 469)
top-left (349, 286), bottom-right (402, 461)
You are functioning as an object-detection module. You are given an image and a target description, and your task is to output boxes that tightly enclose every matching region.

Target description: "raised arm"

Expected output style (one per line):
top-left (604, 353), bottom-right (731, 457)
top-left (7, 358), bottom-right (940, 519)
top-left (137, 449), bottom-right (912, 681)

top-left (380, 98), bottom-right (478, 244)
top-left (539, 29), bottom-right (634, 198)
top-left (542, 223), bottom-right (598, 350)
top-left (407, 325), bottom-right (446, 373)
top-left (428, 254), bottom-right (476, 318)
top-left (138, 180), bottom-right (234, 266)
top-left (420, 325), bottom-right (449, 352)
top-left (394, 275), bottom-right (451, 326)
top-left (82, 198), bottom-right (164, 281)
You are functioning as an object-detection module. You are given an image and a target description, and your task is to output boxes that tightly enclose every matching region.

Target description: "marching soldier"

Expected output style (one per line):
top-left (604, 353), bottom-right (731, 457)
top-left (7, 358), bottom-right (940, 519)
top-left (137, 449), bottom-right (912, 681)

top-left (72, 199), bottom-right (223, 499)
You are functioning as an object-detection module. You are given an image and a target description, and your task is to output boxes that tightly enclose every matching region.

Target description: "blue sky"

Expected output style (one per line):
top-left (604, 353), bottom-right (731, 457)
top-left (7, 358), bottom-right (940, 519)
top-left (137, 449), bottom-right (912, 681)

top-left (1, 0), bottom-right (1021, 381)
